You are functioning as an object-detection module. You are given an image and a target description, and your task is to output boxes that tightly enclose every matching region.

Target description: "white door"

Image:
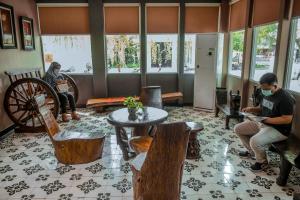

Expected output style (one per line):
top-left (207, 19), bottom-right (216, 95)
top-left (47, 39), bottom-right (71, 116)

top-left (193, 34), bottom-right (218, 111)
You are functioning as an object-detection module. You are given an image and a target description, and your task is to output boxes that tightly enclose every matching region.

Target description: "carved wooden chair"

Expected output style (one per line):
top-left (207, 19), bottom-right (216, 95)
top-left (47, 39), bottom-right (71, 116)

top-left (131, 122), bottom-right (190, 200)
top-left (34, 95), bottom-right (105, 164)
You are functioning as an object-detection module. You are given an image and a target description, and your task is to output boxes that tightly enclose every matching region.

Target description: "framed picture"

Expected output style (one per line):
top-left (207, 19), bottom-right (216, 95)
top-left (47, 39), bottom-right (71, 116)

top-left (19, 16), bottom-right (35, 50)
top-left (0, 2), bottom-right (17, 49)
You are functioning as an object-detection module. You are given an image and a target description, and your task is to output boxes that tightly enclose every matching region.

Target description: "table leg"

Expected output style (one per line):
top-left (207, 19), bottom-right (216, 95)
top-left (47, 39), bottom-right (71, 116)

top-left (115, 126), bottom-right (134, 161)
top-left (186, 132), bottom-right (201, 159)
top-left (225, 116), bottom-right (230, 129)
top-left (132, 126), bottom-right (150, 137)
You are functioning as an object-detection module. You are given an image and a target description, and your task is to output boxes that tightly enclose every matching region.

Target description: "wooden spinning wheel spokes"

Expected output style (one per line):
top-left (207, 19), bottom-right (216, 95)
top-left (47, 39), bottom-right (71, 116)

top-left (61, 73), bottom-right (79, 103)
top-left (4, 78), bottom-right (60, 130)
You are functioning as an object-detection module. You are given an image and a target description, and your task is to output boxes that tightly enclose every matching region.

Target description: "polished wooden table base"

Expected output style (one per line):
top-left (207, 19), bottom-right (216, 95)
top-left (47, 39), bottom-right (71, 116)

top-left (186, 122), bottom-right (204, 160)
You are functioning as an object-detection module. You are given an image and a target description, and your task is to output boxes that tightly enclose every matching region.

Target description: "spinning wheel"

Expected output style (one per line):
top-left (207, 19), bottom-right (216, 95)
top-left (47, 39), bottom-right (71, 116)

top-left (4, 78), bottom-right (60, 132)
top-left (61, 73), bottom-right (79, 103)
top-left (3, 68), bottom-right (79, 133)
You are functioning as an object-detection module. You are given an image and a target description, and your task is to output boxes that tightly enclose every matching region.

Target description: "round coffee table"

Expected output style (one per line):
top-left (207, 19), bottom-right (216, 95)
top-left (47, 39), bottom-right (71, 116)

top-left (186, 122), bottom-right (204, 160)
top-left (107, 107), bottom-right (168, 160)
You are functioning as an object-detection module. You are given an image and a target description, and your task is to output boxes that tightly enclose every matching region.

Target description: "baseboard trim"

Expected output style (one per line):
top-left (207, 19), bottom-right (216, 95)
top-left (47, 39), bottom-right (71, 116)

top-left (0, 124), bottom-right (16, 140)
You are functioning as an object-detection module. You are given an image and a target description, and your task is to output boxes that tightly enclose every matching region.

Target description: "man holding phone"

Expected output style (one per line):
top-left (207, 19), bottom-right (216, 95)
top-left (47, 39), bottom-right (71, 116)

top-left (234, 73), bottom-right (295, 172)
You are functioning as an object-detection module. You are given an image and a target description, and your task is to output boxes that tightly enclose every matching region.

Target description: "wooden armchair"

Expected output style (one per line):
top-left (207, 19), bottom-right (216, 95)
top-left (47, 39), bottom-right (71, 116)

top-left (34, 95), bottom-right (105, 164)
top-left (131, 122), bottom-right (190, 200)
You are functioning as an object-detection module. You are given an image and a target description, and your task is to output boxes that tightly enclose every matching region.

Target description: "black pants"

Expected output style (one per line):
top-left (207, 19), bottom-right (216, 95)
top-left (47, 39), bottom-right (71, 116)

top-left (57, 92), bottom-right (76, 113)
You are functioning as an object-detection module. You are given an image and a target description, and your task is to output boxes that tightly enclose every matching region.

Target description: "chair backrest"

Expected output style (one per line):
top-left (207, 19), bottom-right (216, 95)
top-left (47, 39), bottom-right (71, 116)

top-left (140, 86), bottom-right (163, 109)
top-left (252, 85), bottom-right (263, 106)
top-left (139, 122), bottom-right (190, 200)
top-left (216, 87), bottom-right (227, 105)
top-left (34, 95), bottom-right (60, 138)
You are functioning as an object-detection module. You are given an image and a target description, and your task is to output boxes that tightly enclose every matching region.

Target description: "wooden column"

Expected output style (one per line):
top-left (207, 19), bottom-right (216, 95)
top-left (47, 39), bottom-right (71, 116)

top-left (220, 0), bottom-right (230, 87)
top-left (140, 0), bottom-right (146, 87)
top-left (274, 0), bottom-right (294, 87)
top-left (88, 0), bottom-right (107, 97)
top-left (178, 1), bottom-right (185, 97)
top-left (240, 0), bottom-right (254, 108)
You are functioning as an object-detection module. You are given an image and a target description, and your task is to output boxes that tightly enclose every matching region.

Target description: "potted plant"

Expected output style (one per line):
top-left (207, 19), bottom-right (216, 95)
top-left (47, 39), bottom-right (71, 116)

top-left (123, 96), bottom-right (143, 119)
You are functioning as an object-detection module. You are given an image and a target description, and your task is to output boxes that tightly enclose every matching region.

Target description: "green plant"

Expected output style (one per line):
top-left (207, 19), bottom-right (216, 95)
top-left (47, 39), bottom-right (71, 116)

top-left (123, 96), bottom-right (143, 110)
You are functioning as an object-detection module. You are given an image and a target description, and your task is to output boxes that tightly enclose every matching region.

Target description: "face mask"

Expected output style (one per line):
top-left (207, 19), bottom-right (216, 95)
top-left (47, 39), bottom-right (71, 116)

top-left (261, 89), bottom-right (273, 97)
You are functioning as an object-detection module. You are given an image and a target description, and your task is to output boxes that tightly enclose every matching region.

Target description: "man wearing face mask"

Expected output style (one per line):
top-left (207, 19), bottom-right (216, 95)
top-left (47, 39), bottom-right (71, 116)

top-left (234, 73), bottom-right (295, 172)
top-left (43, 62), bottom-right (80, 122)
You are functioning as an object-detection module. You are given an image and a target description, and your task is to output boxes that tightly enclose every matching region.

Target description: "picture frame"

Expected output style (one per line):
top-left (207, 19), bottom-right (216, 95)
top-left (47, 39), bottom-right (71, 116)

top-left (0, 2), bottom-right (17, 49)
top-left (19, 16), bottom-right (35, 50)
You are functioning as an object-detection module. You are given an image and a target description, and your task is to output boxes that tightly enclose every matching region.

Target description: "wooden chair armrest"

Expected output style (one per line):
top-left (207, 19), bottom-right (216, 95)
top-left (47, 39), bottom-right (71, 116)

top-left (131, 152), bottom-right (147, 171)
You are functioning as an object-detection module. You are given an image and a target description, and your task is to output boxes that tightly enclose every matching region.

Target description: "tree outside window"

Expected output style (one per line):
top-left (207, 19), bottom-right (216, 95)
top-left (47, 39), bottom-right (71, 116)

top-left (251, 23), bottom-right (278, 81)
top-left (228, 30), bottom-right (244, 77)
top-left (42, 35), bottom-right (93, 74)
top-left (106, 35), bottom-right (140, 73)
top-left (147, 34), bottom-right (178, 73)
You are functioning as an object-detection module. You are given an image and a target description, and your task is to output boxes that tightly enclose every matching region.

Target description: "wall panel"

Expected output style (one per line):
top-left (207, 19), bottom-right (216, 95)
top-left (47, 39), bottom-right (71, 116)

top-left (0, 0), bottom-right (43, 131)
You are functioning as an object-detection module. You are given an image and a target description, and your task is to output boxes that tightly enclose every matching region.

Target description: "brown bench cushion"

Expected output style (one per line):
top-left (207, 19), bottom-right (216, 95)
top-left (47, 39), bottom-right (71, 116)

top-left (86, 92), bottom-right (183, 108)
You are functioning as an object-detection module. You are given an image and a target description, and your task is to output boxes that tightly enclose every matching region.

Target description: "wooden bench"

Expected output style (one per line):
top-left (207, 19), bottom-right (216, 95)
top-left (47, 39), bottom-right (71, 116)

top-left (271, 134), bottom-right (300, 187)
top-left (86, 92), bottom-right (183, 111)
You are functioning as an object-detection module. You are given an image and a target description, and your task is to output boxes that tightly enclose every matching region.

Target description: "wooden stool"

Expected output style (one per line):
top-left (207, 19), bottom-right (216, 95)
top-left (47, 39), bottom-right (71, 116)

top-left (186, 122), bottom-right (204, 159)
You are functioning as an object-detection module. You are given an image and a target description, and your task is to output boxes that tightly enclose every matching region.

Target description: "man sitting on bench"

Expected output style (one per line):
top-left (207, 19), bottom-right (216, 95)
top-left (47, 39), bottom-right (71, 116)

top-left (234, 73), bottom-right (295, 172)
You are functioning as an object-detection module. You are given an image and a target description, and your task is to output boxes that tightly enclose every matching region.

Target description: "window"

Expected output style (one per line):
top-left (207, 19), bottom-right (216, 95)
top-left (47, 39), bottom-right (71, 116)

top-left (147, 34), bottom-right (178, 73)
top-left (228, 30), bottom-right (244, 77)
top-left (251, 23), bottom-right (278, 81)
top-left (106, 35), bottom-right (140, 73)
top-left (42, 35), bottom-right (93, 74)
top-left (286, 18), bottom-right (300, 92)
top-left (184, 34), bottom-right (196, 73)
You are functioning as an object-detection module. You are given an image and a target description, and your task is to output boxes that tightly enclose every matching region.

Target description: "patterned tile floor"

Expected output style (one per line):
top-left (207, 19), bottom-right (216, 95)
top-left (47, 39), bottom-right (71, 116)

top-left (0, 107), bottom-right (300, 200)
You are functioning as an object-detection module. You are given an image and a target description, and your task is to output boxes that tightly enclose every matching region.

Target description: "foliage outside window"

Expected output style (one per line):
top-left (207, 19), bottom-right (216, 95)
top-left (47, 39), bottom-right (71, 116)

top-left (42, 35), bottom-right (93, 74)
top-left (147, 34), bottom-right (178, 73)
top-left (106, 35), bottom-right (140, 73)
top-left (286, 18), bottom-right (300, 92)
top-left (184, 34), bottom-right (196, 73)
top-left (251, 23), bottom-right (278, 81)
top-left (228, 30), bottom-right (244, 77)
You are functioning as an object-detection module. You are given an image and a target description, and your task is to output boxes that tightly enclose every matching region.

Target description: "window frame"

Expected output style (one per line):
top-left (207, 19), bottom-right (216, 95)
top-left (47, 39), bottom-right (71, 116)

top-left (146, 33), bottom-right (179, 74)
top-left (284, 17), bottom-right (300, 95)
top-left (227, 29), bottom-right (245, 78)
top-left (250, 22), bottom-right (279, 82)
top-left (105, 33), bottom-right (141, 74)
top-left (41, 34), bottom-right (93, 75)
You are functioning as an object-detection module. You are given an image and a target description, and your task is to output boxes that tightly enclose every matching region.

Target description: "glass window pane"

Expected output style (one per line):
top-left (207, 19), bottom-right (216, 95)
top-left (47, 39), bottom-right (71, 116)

top-left (42, 35), bottom-right (93, 74)
top-left (184, 34), bottom-right (196, 73)
top-left (228, 30), bottom-right (244, 77)
top-left (106, 35), bottom-right (140, 73)
top-left (147, 34), bottom-right (178, 73)
top-left (288, 18), bottom-right (300, 92)
top-left (251, 23), bottom-right (278, 81)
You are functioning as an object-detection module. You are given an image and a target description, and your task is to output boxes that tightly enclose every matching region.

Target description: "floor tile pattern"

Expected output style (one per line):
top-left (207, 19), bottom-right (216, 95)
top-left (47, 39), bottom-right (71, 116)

top-left (0, 107), bottom-right (299, 199)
